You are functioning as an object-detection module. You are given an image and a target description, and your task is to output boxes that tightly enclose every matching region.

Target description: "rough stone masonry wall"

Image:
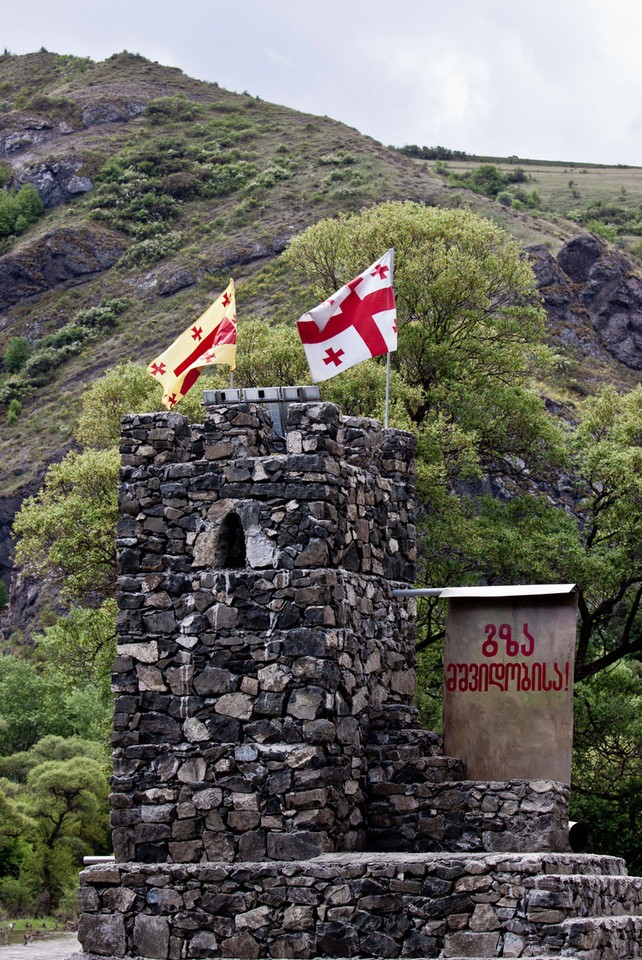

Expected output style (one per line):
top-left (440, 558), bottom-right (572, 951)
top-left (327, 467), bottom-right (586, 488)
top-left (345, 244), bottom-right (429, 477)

top-left (112, 402), bottom-right (418, 864)
top-left (78, 851), bottom-right (629, 960)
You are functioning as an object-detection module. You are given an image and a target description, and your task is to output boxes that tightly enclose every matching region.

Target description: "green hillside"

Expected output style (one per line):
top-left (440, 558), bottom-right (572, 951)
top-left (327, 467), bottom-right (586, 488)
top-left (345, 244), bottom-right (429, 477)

top-left (0, 50), bottom-right (640, 498)
top-left (0, 49), bottom-right (611, 496)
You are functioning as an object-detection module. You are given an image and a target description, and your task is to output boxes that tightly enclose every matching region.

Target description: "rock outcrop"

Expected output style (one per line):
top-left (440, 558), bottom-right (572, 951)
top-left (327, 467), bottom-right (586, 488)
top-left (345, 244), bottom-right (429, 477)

top-left (529, 234), bottom-right (642, 370)
top-left (0, 226), bottom-right (126, 309)
top-left (13, 157), bottom-right (93, 208)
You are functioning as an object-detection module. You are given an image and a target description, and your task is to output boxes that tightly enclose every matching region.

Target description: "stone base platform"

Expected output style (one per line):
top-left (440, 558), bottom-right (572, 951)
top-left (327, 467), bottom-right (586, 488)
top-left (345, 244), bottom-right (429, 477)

top-left (76, 851), bottom-right (639, 960)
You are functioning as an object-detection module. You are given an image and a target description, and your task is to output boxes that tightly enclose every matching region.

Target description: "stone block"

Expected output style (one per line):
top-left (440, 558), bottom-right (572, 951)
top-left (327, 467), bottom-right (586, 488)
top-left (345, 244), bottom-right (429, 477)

top-left (133, 915), bottom-right (170, 959)
top-left (444, 930), bottom-right (500, 957)
top-left (215, 692), bottom-right (254, 720)
top-left (469, 902), bottom-right (500, 931)
top-left (187, 931), bottom-right (219, 958)
top-left (267, 831), bottom-right (331, 860)
top-left (177, 758), bottom-right (207, 783)
top-left (286, 686), bottom-right (324, 720)
top-left (220, 933), bottom-right (260, 958)
top-left (78, 914), bottom-right (126, 957)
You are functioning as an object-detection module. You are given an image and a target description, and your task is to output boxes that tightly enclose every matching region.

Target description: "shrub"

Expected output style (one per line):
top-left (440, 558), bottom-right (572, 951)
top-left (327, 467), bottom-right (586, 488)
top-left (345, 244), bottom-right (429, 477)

top-left (146, 94), bottom-right (198, 123)
top-left (318, 151), bottom-right (356, 165)
top-left (22, 345), bottom-right (77, 384)
top-left (89, 175), bottom-right (179, 236)
top-left (6, 398), bottom-right (21, 424)
top-left (586, 219), bottom-right (617, 242)
top-left (39, 324), bottom-right (91, 351)
top-left (505, 166), bottom-right (528, 184)
top-left (118, 231), bottom-right (182, 267)
top-left (0, 377), bottom-right (31, 405)
top-left (201, 160), bottom-right (257, 197)
top-left (161, 171), bottom-right (202, 199)
top-left (0, 580), bottom-right (8, 610)
top-left (3, 336), bottom-right (31, 374)
top-left (74, 298), bottom-right (130, 330)
top-left (244, 162), bottom-right (293, 194)
top-left (0, 184), bottom-right (44, 238)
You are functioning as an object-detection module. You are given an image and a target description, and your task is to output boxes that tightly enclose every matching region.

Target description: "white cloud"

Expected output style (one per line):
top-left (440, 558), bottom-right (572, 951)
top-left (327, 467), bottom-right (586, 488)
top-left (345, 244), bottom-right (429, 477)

top-left (263, 47), bottom-right (292, 71)
top-left (1, 0), bottom-right (641, 163)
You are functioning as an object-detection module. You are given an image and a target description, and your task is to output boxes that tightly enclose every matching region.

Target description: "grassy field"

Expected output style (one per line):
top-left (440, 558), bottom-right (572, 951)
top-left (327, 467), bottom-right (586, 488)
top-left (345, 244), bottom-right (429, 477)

top-left (428, 157), bottom-right (642, 257)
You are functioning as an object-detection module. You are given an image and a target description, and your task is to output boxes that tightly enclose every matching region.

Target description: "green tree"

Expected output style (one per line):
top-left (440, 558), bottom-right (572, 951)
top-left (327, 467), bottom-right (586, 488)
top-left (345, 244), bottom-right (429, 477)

top-left (0, 735), bottom-right (105, 784)
top-left (0, 734), bottom-right (110, 914)
top-left (0, 656), bottom-right (69, 754)
top-left (14, 184), bottom-right (44, 223)
top-left (571, 662), bottom-right (642, 873)
top-left (23, 756), bottom-right (109, 910)
top-left (13, 449), bottom-right (120, 603)
top-left (285, 202), bottom-right (556, 476)
top-left (35, 601), bottom-right (117, 704)
top-left (0, 184), bottom-right (44, 238)
top-left (230, 318), bottom-right (309, 389)
top-left (0, 789), bottom-right (34, 880)
top-left (76, 360), bottom-right (208, 449)
top-left (6, 398), bottom-right (21, 424)
top-left (285, 202), bottom-right (570, 663)
top-left (557, 386), bottom-right (642, 679)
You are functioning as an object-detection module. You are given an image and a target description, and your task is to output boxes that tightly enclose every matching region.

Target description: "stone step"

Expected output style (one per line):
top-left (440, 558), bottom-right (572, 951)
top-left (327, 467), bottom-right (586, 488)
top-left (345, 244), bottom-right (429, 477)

top-left (560, 913), bottom-right (642, 957)
top-left (367, 778), bottom-right (570, 854)
top-left (366, 725), bottom-right (444, 756)
top-left (366, 752), bottom-right (466, 786)
top-left (524, 873), bottom-right (642, 924)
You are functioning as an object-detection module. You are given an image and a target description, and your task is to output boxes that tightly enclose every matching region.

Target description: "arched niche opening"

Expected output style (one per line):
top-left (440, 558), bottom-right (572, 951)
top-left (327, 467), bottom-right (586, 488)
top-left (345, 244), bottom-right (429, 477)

top-left (217, 512), bottom-right (246, 568)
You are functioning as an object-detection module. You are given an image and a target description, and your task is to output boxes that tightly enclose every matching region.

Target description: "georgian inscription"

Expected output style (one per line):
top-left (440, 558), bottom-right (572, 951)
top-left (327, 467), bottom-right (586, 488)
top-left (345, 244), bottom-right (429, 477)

top-left (445, 621), bottom-right (571, 694)
top-left (443, 592), bottom-right (577, 782)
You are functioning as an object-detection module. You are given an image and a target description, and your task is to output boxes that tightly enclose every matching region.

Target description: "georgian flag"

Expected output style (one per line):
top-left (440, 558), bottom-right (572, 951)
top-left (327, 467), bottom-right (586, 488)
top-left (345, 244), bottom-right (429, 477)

top-left (297, 249), bottom-right (397, 382)
top-left (147, 280), bottom-right (236, 409)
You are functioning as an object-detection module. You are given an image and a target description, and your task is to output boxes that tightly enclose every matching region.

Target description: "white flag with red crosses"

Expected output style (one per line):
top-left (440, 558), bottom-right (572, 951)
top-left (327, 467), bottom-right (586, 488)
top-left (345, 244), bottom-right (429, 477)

top-left (147, 280), bottom-right (236, 409)
top-left (297, 249), bottom-right (396, 383)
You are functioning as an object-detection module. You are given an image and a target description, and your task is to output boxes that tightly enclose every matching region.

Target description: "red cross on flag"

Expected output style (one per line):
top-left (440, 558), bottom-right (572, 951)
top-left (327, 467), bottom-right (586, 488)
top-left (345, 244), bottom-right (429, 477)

top-left (297, 249), bottom-right (396, 383)
top-left (147, 280), bottom-right (237, 409)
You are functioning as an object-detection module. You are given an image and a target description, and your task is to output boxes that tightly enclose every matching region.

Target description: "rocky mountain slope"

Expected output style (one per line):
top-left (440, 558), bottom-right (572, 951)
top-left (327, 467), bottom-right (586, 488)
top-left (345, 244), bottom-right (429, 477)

top-left (0, 50), bottom-right (641, 624)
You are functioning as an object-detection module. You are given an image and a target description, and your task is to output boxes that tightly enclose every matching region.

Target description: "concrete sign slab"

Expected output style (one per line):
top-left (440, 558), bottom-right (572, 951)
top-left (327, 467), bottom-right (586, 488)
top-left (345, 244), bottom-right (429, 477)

top-left (443, 586), bottom-right (577, 783)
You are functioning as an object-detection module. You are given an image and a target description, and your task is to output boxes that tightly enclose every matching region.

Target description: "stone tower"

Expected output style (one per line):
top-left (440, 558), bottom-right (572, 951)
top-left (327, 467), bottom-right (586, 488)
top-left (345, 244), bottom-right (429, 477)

top-left (110, 400), bottom-right (418, 865)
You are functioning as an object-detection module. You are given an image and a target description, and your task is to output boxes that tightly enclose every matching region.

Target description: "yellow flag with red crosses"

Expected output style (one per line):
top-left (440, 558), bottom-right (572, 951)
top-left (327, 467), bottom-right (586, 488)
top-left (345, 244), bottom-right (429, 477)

top-left (147, 280), bottom-right (236, 409)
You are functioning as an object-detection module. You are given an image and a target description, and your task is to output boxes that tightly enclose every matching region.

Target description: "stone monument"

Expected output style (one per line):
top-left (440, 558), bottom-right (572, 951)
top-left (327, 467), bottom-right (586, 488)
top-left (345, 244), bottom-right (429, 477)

top-left (76, 399), bottom-right (642, 960)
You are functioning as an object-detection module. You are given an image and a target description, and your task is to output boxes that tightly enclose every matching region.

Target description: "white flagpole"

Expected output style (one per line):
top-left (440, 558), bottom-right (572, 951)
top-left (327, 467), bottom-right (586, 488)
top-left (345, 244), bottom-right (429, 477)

top-left (384, 352), bottom-right (391, 429)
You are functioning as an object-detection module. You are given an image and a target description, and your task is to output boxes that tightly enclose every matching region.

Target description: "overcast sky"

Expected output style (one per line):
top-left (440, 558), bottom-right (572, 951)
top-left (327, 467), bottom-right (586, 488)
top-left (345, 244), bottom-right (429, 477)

top-left (4, 0), bottom-right (642, 165)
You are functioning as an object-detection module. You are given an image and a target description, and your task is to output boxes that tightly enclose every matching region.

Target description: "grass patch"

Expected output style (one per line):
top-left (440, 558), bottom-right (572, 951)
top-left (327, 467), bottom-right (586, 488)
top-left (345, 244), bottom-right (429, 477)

top-left (0, 917), bottom-right (73, 944)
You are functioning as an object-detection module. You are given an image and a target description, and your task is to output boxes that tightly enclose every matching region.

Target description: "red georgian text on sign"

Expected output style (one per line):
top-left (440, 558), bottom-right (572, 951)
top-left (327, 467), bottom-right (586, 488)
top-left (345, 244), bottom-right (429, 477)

top-left (447, 622), bottom-right (571, 694)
